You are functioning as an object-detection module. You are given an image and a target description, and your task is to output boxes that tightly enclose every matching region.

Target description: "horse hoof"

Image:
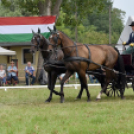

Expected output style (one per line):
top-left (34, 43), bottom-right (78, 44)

top-left (60, 97), bottom-right (64, 103)
top-left (87, 99), bottom-right (91, 102)
top-left (96, 98), bottom-right (101, 101)
top-left (45, 100), bottom-right (50, 103)
top-left (121, 96), bottom-right (125, 100)
top-left (60, 99), bottom-right (64, 103)
top-left (45, 98), bottom-right (51, 103)
top-left (75, 96), bottom-right (81, 100)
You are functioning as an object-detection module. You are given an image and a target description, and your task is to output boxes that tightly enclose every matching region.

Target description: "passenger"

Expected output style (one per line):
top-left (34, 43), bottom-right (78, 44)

top-left (0, 65), bottom-right (6, 86)
top-left (122, 21), bottom-right (134, 57)
top-left (25, 61), bottom-right (36, 85)
top-left (7, 61), bottom-right (19, 85)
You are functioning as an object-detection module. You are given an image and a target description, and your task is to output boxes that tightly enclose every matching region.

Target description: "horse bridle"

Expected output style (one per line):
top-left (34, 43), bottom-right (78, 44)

top-left (36, 37), bottom-right (40, 51)
top-left (31, 35), bottom-right (41, 51)
top-left (49, 31), bottom-right (62, 59)
top-left (32, 33), bottom-right (60, 60)
top-left (49, 31), bottom-right (62, 46)
top-left (49, 31), bottom-right (79, 58)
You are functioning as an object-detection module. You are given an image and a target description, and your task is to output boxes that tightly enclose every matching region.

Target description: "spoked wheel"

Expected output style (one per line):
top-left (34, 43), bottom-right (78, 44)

top-left (108, 88), bottom-right (114, 97)
top-left (107, 82), bottom-right (120, 97)
top-left (132, 77), bottom-right (134, 92)
top-left (106, 83), bottom-right (113, 97)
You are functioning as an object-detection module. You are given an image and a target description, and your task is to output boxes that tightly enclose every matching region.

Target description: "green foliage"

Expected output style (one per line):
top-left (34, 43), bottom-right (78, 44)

top-left (0, 2), bottom-right (22, 17)
top-left (0, 0), bottom-right (125, 44)
top-left (57, 0), bottom-right (125, 44)
top-left (18, 0), bottom-right (39, 16)
top-left (0, 0), bottom-right (37, 16)
top-left (61, 0), bottom-right (106, 26)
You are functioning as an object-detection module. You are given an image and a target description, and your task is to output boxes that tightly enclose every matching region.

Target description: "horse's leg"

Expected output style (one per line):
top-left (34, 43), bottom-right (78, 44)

top-left (76, 74), bottom-right (84, 99)
top-left (47, 72), bottom-right (51, 90)
top-left (45, 72), bottom-right (58, 102)
top-left (78, 71), bottom-right (90, 102)
top-left (47, 72), bottom-right (60, 96)
top-left (120, 86), bottom-right (125, 99)
top-left (96, 82), bottom-right (109, 100)
top-left (60, 70), bottom-right (73, 103)
top-left (96, 72), bottom-right (111, 100)
top-left (118, 75), bottom-right (125, 99)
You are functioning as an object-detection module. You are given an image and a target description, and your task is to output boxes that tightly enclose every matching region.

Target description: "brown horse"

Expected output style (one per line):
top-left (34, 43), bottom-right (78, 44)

top-left (48, 26), bottom-right (126, 102)
top-left (30, 29), bottom-right (66, 102)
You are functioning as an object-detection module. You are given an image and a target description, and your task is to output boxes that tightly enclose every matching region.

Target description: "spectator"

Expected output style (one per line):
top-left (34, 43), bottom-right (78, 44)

top-left (0, 65), bottom-right (6, 86)
top-left (7, 61), bottom-right (19, 85)
top-left (58, 73), bottom-right (69, 84)
top-left (89, 75), bottom-right (94, 83)
top-left (89, 75), bottom-right (99, 83)
top-left (75, 73), bottom-right (79, 79)
top-left (25, 61), bottom-right (36, 85)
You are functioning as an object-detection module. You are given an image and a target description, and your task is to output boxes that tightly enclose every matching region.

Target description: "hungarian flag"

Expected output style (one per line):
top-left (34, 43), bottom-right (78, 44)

top-left (0, 16), bottom-right (56, 43)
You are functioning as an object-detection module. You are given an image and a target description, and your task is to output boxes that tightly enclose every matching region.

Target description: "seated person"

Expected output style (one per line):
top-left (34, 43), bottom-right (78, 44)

top-left (58, 73), bottom-right (69, 84)
top-left (7, 61), bottom-right (19, 85)
top-left (89, 75), bottom-right (94, 83)
top-left (89, 75), bottom-right (99, 83)
top-left (122, 21), bottom-right (134, 58)
top-left (25, 61), bottom-right (36, 85)
top-left (0, 64), bottom-right (6, 86)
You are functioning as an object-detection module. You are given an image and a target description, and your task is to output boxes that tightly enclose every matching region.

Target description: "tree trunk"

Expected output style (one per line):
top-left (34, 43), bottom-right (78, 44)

top-left (38, 0), bottom-right (51, 15)
top-left (52, 0), bottom-right (62, 21)
top-left (36, 0), bottom-right (52, 81)
top-left (36, 0), bottom-right (62, 81)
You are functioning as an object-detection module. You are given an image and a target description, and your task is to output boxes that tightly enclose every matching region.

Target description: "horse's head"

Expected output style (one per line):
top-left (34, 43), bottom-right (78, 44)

top-left (30, 28), bottom-right (48, 53)
top-left (48, 26), bottom-right (62, 52)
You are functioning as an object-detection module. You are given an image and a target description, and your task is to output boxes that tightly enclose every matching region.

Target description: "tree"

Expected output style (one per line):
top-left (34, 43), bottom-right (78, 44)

top-left (36, 0), bottom-right (63, 80)
top-left (1, 0), bottom-right (63, 80)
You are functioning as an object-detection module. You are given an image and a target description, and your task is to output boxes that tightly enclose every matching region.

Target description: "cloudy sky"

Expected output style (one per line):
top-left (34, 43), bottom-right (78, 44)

top-left (113, 0), bottom-right (134, 25)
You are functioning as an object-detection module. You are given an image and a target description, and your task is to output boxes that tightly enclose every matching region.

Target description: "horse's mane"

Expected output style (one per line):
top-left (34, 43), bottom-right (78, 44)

top-left (59, 31), bottom-right (74, 41)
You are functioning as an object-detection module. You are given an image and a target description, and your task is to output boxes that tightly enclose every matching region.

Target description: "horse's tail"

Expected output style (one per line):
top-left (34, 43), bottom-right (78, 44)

top-left (114, 47), bottom-right (126, 96)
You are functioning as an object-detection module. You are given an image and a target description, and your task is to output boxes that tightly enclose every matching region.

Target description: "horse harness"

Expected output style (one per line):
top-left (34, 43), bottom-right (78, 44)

top-left (34, 31), bottom-right (125, 76)
top-left (49, 31), bottom-right (127, 76)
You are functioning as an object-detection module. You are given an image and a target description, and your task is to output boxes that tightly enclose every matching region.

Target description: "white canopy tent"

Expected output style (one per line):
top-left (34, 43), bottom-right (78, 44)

top-left (0, 46), bottom-right (16, 55)
top-left (116, 16), bottom-right (134, 53)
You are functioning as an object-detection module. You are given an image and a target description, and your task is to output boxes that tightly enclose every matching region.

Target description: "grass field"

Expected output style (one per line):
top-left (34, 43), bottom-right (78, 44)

top-left (0, 86), bottom-right (134, 134)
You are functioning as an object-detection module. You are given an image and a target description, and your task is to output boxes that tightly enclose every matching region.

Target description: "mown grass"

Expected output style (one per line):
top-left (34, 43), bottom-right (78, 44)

top-left (0, 86), bottom-right (134, 134)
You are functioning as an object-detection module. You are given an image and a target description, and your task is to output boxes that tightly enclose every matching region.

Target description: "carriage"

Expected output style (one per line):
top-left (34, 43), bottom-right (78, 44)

top-left (107, 53), bottom-right (134, 96)
top-left (121, 54), bottom-right (134, 89)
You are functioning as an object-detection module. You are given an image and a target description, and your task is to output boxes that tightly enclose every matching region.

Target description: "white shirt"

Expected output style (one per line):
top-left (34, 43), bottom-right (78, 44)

top-left (0, 70), bottom-right (6, 77)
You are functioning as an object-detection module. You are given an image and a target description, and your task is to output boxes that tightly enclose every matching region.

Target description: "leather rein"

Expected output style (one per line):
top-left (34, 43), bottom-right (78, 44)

top-left (48, 31), bottom-right (126, 76)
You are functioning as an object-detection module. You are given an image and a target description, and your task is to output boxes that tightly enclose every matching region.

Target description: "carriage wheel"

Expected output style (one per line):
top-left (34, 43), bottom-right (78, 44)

top-left (106, 83), bottom-right (114, 97)
top-left (108, 88), bottom-right (114, 97)
top-left (132, 77), bottom-right (134, 92)
top-left (107, 82), bottom-right (121, 97)
top-left (115, 89), bottom-right (120, 97)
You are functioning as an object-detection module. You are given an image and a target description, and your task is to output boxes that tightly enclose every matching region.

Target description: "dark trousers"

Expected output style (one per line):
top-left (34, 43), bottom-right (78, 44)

top-left (7, 75), bottom-right (18, 81)
top-left (25, 75), bottom-right (36, 85)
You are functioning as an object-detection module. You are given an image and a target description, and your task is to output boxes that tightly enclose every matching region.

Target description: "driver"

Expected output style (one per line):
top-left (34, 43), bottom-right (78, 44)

top-left (122, 21), bottom-right (134, 55)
